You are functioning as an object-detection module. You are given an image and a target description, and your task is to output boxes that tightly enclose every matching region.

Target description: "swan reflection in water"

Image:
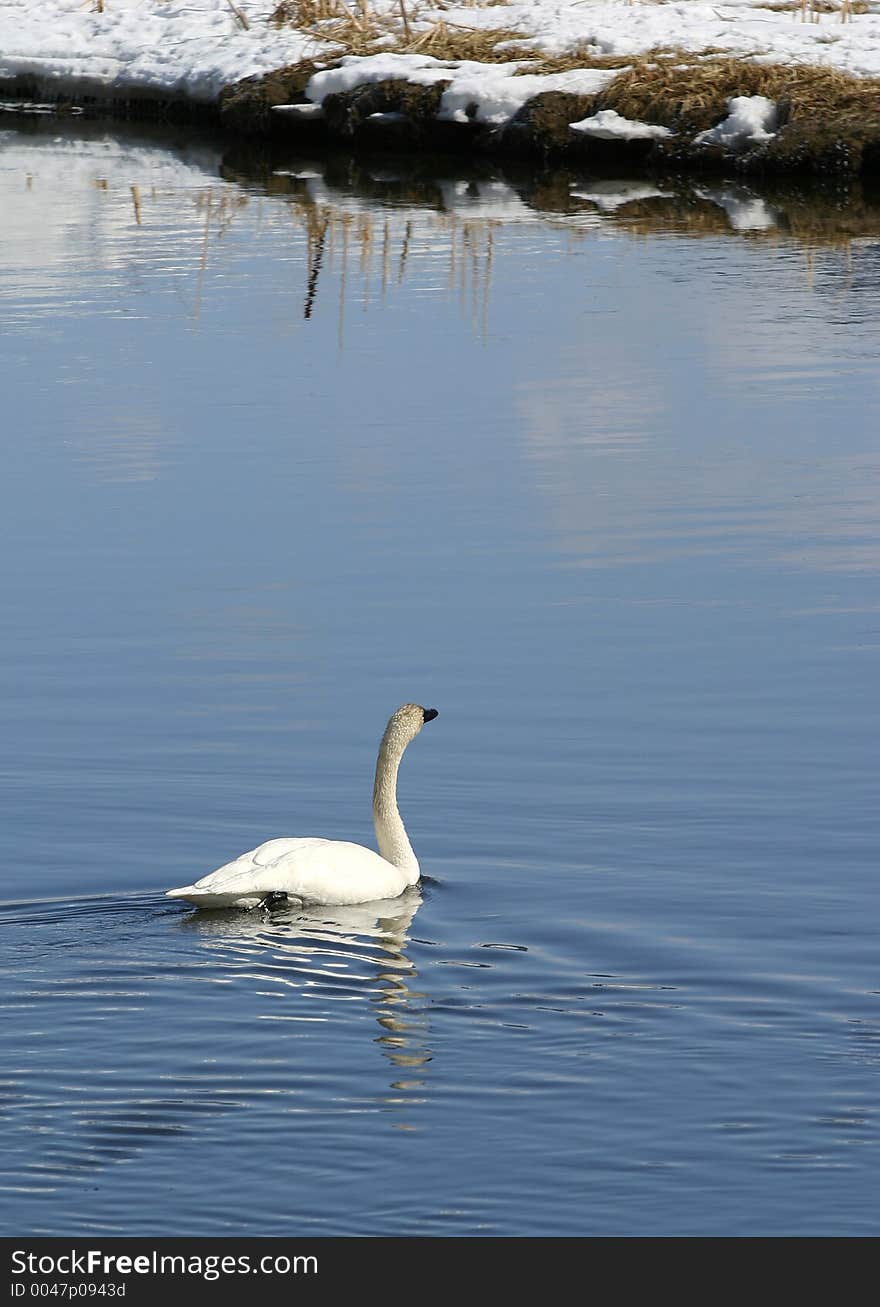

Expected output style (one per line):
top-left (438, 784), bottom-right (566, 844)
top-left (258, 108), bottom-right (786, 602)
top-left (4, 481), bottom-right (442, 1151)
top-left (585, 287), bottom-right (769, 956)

top-left (178, 887), bottom-right (431, 1094)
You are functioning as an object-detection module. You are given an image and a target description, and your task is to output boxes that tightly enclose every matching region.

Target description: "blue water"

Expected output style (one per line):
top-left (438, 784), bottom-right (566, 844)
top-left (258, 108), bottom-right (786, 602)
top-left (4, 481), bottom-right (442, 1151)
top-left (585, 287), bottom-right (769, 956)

top-left (0, 122), bottom-right (878, 1236)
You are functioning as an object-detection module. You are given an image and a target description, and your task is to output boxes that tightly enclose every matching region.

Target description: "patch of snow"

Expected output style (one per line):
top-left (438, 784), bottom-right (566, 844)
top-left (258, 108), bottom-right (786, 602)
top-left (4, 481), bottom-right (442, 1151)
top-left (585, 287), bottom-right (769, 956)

top-left (273, 103), bottom-right (324, 117)
top-left (569, 109), bottom-right (673, 140)
top-left (305, 51), bottom-right (455, 102)
top-left (305, 53), bottom-right (617, 126)
top-left (694, 95), bottom-right (779, 148)
top-left (438, 67), bottom-right (617, 125)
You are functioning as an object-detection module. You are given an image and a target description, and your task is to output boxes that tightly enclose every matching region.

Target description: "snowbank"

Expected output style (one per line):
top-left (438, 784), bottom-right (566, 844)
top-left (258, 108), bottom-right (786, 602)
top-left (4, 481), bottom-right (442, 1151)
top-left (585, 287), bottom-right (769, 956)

top-left (0, 0), bottom-right (323, 102)
top-left (570, 110), bottom-right (673, 141)
top-left (1, 0), bottom-right (880, 107)
top-left (695, 96), bottom-right (779, 148)
top-left (306, 53), bottom-right (619, 124)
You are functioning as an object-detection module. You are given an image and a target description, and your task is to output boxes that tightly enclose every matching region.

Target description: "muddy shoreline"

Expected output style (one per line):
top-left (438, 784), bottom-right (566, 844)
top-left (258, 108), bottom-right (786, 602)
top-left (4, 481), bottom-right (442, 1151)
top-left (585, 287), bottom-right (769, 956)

top-left (3, 53), bottom-right (880, 178)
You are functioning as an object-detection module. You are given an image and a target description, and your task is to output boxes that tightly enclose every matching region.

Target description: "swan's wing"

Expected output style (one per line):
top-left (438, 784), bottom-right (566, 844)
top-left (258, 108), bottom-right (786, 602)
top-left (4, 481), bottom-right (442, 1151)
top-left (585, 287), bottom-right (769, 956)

top-left (164, 838), bottom-right (326, 908)
top-left (166, 837), bottom-right (405, 908)
top-left (250, 837), bottom-right (329, 866)
top-left (262, 840), bottom-right (405, 905)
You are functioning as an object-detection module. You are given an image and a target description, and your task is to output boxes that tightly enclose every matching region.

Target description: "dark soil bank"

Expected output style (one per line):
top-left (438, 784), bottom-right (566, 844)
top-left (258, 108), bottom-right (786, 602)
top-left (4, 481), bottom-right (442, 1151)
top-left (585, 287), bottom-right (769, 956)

top-left (3, 52), bottom-right (880, 176)
top-left (217, 58), bottom-right (880, 177)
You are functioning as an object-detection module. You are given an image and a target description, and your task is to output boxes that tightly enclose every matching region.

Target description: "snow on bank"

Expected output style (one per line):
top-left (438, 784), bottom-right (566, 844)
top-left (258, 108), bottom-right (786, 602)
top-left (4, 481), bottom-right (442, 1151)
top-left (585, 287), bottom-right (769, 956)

top-left (0, 0), bottom-right (879, 113)
top-left (2, 0), bottom-right (880, 108)
top-left (0, 0), bottom-right (325, 102)
top-left (695, 96), bottom-right (779, 148)
top-left (570, 110), bottom-right (673, 141)
top-left (306, 52), bottom-right (618, 124)
top-left (458, 0), bottom-right (880, 81)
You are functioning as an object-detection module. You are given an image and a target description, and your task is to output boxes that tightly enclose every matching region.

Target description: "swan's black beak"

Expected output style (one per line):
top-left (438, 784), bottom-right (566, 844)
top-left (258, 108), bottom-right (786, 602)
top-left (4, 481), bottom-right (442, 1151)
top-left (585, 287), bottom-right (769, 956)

top-left (423, 707), bottom-right (439, 723)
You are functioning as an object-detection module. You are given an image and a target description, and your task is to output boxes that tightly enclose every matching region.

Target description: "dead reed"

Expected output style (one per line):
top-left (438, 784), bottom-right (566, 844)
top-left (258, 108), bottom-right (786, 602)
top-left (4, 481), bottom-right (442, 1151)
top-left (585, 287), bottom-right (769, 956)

top-left (269, 0), bottom-right (532, 61)
top-left (759, 0), bottom-right (869, 12)
top-left (593, 55), bottom-right (880, 135)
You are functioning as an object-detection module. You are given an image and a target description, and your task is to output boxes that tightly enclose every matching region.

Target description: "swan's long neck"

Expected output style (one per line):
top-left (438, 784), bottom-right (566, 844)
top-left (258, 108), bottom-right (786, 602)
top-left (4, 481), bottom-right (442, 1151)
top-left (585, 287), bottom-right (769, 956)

top-left (372, 726), bottom-right (420, 885)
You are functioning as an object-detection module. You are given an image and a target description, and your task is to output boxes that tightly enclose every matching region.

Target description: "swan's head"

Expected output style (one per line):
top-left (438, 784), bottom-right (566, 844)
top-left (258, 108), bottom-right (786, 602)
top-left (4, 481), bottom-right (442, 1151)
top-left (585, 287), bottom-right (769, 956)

top-left (382, 702), bottom-right (439, 752)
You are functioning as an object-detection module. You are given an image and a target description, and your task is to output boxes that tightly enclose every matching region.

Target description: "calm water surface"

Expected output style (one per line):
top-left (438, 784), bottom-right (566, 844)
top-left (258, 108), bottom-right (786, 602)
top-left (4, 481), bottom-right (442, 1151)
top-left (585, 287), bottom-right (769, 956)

top-left (0, 120), bottom-right (878, 1236)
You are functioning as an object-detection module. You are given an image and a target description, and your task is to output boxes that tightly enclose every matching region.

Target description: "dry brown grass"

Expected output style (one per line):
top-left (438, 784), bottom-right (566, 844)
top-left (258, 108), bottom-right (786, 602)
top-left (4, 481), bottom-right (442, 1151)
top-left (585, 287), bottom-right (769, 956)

top-left (269, 0), bottom-right (378, 45)
top-left (269, 0), bottom-right (532, 61)
top-left (399, 20), bottom-right (533, 60)
top-left (593, 56), bottom-right (880, 135)
top-left (270, 0), bottom-right (334, 21)
top-left (510, 42), bottom-right (755, 76)
top-left (270, 0), bottom-right (368, 38)
top-left (510, 44), bottom-right (678, 76)
top-left (758, 0), bottom-right (869, 11)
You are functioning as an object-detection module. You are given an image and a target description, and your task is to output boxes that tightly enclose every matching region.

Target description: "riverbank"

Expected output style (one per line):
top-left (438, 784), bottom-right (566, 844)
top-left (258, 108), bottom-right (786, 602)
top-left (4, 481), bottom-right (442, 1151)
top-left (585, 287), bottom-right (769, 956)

top-left (2, 1), bottom-right (880, 174)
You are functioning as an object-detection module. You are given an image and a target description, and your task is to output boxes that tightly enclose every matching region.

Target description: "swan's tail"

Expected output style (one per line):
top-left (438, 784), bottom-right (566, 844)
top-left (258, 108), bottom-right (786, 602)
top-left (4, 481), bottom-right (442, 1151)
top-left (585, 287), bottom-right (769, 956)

top-left (165, 885), bottom-right (264, 910)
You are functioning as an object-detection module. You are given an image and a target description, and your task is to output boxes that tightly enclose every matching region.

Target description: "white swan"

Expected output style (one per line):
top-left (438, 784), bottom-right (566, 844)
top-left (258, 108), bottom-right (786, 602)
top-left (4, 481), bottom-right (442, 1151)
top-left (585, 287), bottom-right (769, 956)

top-left (165, 702), bottom-right (438, 910)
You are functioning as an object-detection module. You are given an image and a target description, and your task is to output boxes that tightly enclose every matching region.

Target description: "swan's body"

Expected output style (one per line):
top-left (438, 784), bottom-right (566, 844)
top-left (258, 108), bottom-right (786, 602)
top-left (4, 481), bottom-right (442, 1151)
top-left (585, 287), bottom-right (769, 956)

top-left (167, 836), bottom-right (414, 910)
top-left (166, 703), bottom-right (437, 910)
